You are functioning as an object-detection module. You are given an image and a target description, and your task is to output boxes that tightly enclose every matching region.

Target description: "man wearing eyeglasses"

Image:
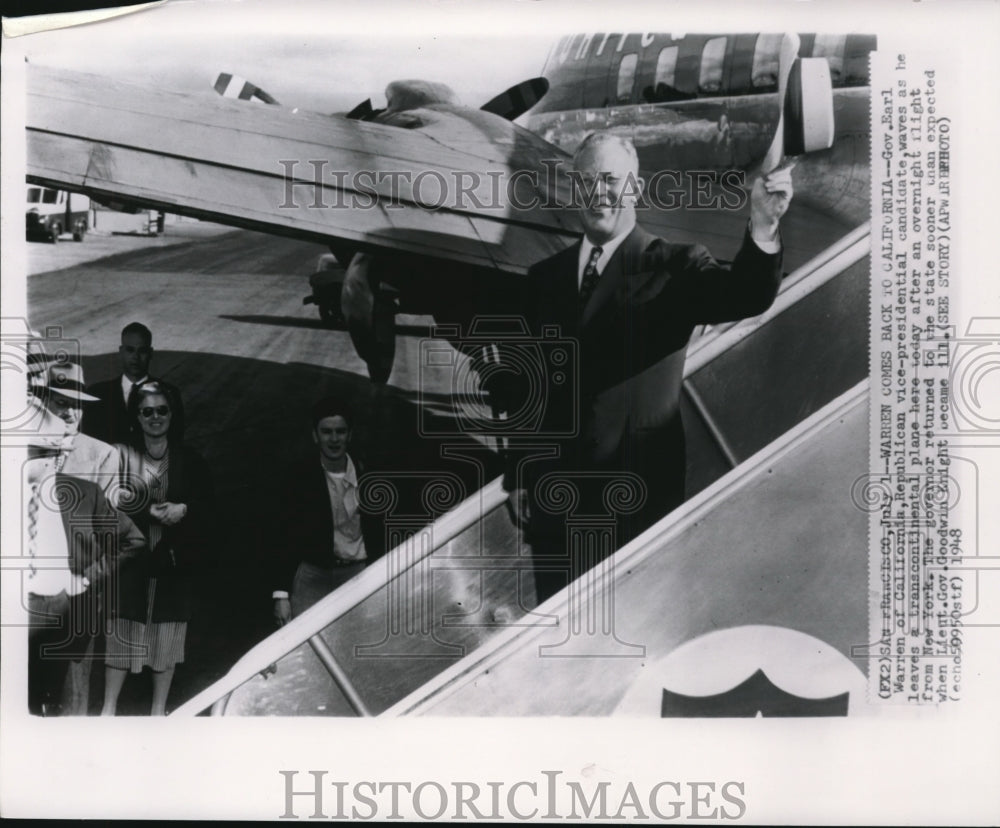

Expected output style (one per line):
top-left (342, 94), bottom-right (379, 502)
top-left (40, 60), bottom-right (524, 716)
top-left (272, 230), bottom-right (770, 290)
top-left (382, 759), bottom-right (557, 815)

top-left (81, 321), bottom-right (185, 446)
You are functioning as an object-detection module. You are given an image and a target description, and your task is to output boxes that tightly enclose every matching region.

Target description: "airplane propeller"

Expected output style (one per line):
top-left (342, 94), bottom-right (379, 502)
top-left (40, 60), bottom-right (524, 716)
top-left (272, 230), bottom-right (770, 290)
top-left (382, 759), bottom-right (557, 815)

top-left (479, 77), bottom-right (549, 120)
top-left (342, 76), bottom-right (549, 122)
top-left (345, 98), bottom-right (375, 120)
top-left (211, 70), bottom-right (552, 384)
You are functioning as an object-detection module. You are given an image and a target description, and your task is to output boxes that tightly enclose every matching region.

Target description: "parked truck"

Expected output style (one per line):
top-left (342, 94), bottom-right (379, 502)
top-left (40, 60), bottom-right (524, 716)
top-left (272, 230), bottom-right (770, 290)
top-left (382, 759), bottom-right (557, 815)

top-left (26, 186), bottom-right (89, 243)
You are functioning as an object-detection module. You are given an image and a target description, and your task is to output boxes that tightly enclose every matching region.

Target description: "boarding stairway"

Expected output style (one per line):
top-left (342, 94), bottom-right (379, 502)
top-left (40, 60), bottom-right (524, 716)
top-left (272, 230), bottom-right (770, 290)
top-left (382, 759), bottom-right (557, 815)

top-left (170, 222), bottom-right (871, 716)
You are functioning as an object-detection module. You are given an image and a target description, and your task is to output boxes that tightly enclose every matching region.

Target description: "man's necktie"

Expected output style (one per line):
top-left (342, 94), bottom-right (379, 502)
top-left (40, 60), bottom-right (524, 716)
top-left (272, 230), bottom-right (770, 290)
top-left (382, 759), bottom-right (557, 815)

top-left (578, 245), bottom-right (603, 309)
top-left (27, 484), bottom-right (39, 579)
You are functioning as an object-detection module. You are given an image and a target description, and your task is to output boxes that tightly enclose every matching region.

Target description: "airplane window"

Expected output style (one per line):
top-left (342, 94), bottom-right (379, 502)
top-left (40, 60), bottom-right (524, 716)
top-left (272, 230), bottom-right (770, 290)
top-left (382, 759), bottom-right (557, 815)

top-left (699, 37), bottom-right (727, 94)
top-left (575, 33), bottom-right (594, 60)
top-left (644, 45), bottom-right (695, 103)
top-left (751, 33), bottom-right (782, 90)
top-left (558, 35), bottom-right (575, 65)
top-left (655, 46), bottom-right (678, 90)
top-left (617, 53), bottom-right (638, 103)
top-left (42, 189), bottom-right (59, 204)
top-left (812, 33), bottom-right (847, 85)
top-left (27, 187), bottom-right (41, 203)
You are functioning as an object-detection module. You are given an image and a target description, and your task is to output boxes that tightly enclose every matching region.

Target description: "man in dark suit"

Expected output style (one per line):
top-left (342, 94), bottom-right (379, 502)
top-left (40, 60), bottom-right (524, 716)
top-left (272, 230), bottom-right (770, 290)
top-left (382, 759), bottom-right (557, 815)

top-left (22, 395), bottom-right (146, 716)
top-left (81, 321), bottom-right (185, 445)
top-left (502, 132), bottom-right (793, 600)
top-left (272, 398), bottom-right (383, 624)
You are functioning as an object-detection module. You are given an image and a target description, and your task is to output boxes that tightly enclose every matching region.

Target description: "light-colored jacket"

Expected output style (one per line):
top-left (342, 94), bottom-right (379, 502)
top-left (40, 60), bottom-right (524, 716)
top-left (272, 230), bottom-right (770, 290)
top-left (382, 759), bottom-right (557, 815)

top-left (61, 432), bottom-right (121, 506)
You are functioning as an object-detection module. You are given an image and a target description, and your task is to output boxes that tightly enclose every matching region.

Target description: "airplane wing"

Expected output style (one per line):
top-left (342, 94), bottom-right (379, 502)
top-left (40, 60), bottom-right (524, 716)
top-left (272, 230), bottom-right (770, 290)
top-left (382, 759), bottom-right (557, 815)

top-left (26, 64), bottom-right (581, 275)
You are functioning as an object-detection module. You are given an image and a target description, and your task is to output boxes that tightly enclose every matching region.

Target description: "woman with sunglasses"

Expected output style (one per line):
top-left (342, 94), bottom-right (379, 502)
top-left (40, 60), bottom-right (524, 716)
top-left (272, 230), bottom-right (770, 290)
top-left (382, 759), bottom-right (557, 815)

top-left (102, 380), bottom-right (213, 715)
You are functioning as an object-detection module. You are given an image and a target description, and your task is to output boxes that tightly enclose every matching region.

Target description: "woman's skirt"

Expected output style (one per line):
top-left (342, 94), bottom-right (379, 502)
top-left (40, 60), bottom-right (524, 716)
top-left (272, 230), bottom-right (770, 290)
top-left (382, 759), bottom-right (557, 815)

top-left (105, 577), bottom-right (186, 672)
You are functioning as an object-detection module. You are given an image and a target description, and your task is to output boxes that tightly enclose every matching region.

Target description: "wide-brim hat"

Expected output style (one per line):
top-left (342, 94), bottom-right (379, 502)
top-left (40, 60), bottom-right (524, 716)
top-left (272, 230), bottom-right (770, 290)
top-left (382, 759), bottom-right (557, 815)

top-left (40, 362), bottom-right (98, 402)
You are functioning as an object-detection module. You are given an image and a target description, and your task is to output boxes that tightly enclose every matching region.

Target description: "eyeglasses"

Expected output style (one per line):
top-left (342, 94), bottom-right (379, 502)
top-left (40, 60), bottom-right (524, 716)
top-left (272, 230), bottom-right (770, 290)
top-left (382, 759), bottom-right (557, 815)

top-left (139, 405), bottom-right (171, 418)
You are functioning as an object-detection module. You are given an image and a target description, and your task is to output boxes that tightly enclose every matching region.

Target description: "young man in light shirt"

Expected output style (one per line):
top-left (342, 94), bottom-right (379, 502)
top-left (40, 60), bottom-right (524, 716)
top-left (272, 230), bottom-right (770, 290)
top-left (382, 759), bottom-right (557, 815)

top-left (272, 398), bottom-right (380, 624)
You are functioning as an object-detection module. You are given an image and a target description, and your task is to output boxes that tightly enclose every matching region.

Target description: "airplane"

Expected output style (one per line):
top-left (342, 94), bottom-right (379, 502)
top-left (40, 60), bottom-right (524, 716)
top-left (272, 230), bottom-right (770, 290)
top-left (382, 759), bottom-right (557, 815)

top-left (23, 32), bottom-right (876, 716)
top-left (226, 31), bottom-right (871, 384)
top-left (25, 32), bottom-right (870, 386)
top-left (297, 31), bottom-right (872, 354)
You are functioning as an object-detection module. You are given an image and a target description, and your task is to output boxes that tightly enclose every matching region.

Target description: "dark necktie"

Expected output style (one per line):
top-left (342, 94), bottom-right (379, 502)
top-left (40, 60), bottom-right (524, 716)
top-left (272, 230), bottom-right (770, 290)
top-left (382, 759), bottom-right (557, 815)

top-left (578, 245), bottom-right (603, 309)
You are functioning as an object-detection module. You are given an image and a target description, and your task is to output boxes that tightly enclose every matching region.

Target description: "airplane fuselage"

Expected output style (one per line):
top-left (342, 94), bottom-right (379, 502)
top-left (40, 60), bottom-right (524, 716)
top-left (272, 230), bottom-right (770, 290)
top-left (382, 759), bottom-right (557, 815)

top-left (521, 33), bottom-right (874, 225)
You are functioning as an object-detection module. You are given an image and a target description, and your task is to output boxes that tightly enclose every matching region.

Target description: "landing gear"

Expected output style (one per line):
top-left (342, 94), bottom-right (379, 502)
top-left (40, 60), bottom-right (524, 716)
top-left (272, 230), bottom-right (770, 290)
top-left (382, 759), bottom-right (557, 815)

top-left (342, 252), bottom-right (397, 385)
top-left (318, 301), bottom-right (344, 327)
top-left (306, 254), bottom-right (346, 328)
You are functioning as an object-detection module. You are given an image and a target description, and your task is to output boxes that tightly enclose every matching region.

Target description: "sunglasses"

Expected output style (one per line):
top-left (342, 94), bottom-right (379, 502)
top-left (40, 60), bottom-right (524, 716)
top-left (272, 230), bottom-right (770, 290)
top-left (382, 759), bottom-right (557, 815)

top-left (139, 405), bottom-right (171, 418)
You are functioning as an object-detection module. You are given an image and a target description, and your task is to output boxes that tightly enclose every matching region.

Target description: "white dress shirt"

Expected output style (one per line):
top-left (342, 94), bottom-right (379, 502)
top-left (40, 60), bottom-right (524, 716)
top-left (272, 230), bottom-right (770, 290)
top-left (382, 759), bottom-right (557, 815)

top-left (323, 455), bottom-right (366, 562)
top-left (577, 228), bottom-right (631, 287)
top-left (121, 374), bottom-right (149, 404)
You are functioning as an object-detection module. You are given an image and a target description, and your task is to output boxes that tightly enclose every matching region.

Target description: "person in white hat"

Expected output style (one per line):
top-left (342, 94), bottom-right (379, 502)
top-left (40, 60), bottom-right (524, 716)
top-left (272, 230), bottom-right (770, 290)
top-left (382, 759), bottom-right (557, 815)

top-left (38, 361), bottom-right (120, 501)
top-left (34, 360), bottom-right (126, 715)
top-left (22, 392), bottom-right (146, 716)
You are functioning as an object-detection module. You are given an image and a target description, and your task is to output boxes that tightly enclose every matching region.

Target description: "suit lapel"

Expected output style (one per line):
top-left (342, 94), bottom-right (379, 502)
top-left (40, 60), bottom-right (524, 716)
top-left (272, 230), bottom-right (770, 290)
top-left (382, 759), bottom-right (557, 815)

top-left (580, 226), bottom-right (653, 329)
top-left (59, 474), bottom-right (74, 540)
top-left (313, 462), bottom-right (334, 538)
top-left (58, 473), bottom-right (94, 567)
top-left (554, 245), bottom-right (579, 302)
top-left (166, 446), bottom-right (184, 502)
top-left (539, 244), bottom-right (580, 336)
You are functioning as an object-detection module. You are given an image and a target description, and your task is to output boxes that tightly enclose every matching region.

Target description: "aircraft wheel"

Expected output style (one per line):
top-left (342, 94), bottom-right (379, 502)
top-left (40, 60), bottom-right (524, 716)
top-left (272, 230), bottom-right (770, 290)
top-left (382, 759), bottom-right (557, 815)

top-left (318, 303), bottom-right (343, 327)
top-left (73, 227), bottom-right (86, 242)
top-left (48, 223), bottom-right (62, 244)
top-left (343, 251), bottom-right (396, 384)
